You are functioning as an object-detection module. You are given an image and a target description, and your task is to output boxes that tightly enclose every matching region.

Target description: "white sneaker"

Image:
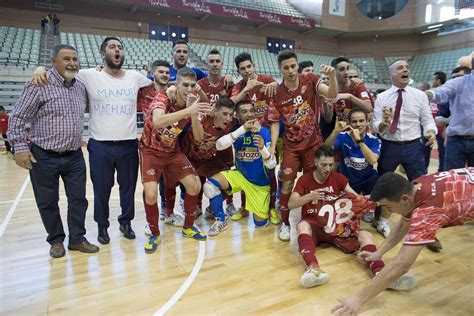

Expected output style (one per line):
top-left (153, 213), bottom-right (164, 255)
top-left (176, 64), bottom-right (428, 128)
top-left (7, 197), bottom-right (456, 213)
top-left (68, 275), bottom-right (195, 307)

top-left (225, 203), bottom-right (238, 216)
top-left (362, 212), bottom-right (374, 223)
top-left (377, 217), bottom-right (391, 238)
top-left (388, 274), bottom-right (417, 291)
top-left (204, 206), bottom-right (214, 219)
top-left (195, 206), bottom-right (203, 218)
top-left (300, 267), bottom-right (330, 288)
top-left (144, 224), bottom-right (152, 236)
top-left (165, 213), bottom-right (184, 227)
top-left (278, 223), bottom-right (290, 241)
top-left (159, 208), bottom-right (166, 220)
top-left (208, 219), bottom-right (228, 236)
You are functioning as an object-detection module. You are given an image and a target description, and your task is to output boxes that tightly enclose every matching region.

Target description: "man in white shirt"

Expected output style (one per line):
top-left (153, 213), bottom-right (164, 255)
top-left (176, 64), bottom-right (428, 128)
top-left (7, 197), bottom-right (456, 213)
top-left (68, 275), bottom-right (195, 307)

top-left (372, 60), bottom-right (436, 182)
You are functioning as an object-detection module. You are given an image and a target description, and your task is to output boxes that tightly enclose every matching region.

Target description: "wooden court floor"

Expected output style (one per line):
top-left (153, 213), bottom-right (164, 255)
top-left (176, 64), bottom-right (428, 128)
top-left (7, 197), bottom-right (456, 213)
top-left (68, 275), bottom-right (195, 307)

top-left (0, 149), bottom-right (473, 315)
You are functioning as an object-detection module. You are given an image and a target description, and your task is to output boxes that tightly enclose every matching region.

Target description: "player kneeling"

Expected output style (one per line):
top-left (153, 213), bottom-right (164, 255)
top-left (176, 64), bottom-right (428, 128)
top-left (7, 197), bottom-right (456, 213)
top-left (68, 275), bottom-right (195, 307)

top-left (289, 145), bottom-right (415, 290)
top-left (203, 101), bottom-right (276, 236)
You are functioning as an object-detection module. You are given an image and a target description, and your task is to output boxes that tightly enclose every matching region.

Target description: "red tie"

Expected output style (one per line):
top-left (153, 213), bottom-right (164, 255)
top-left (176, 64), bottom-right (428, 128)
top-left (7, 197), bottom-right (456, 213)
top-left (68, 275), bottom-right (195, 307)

top-left (389, 88), bottom-right (403, 134)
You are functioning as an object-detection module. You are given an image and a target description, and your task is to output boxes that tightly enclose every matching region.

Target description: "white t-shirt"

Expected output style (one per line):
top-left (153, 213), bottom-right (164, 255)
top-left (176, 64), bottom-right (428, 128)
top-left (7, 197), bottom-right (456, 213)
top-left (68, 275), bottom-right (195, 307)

top-left (77, 69), bottom-right (151, 141)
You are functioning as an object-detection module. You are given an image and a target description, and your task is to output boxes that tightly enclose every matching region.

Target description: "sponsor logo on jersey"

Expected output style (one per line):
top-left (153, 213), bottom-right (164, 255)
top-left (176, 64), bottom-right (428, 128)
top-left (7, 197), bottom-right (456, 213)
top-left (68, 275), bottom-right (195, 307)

top-left (344, 156), bottom-right (369, 171)
top-left (236, 148), bottom-right (261, 161)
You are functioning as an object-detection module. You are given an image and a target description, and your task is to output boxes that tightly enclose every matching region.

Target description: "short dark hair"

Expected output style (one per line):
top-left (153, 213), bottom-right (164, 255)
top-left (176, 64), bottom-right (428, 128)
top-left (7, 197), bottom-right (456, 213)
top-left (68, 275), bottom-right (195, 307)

top-left (173, 39), bottom-right (188, 49)
top-left (349, 108), bottom-right (368, 121)
top-left (50, 44), bottom-right (77, 60)
top-left (215, 97), bottom-right (235, 110)
top-left (277, 49), bottom-right (297, 66)
top-left (235, 100), bottom-right (252, 112)
top-left (315, 145), bottom-right (334, 159)
top-left (331, 56), bottom-right (350, 68)
top-left (451, 66), bottom-right (471, 75)
top-left (235, 52), bottom-right (253, 69)
top-left (176, 68), bottom-right (196, 81)
top-left (370, 172), bottom-right (414, 202)
top-left (433, 71), bottom-right (447, 84)
top-left (298, 61), bottom-right (313, 73)
top-left (208, 48), bottom-right (221, 56)
top-left (0, 105), bottom-right (5, 111)
top-left (100, 37), bottom-right (123, 53)
top-left (151, 59), bottom-right (170, 69)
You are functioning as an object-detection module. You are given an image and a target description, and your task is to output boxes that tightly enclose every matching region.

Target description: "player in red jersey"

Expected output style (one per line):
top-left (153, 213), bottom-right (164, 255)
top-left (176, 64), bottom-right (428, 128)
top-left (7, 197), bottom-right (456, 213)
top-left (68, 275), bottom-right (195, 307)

top-left (230, 52), bottom-right (280, 224)
top-left (330, 57), bottom-right (373, 123)
top-left (332, 168), bottom-right (473, 315)
top-left (268, 49), bottom-right (338, 241)
top-left (182, 97), bottom-right (238, 220)
top-left (197, 49), bottom-right (237, 216)
top-left (289, 145), bottom-right (415, 290)
top-left (140, 68), bottom-right (212, 253)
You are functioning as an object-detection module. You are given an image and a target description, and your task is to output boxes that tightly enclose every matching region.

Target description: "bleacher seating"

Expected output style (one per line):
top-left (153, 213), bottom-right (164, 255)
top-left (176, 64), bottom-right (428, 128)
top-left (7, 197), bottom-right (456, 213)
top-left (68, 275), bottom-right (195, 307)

top-left (409, 48), bottom-right (472, 83)
top-left (0, 26), bottom-right (41, 67)
top-left (205, 0), bottom-right (307, 18)
top-left (0, 81), bottom-right (24, 110)
top-left (60, 32), bottom-right (173, 70)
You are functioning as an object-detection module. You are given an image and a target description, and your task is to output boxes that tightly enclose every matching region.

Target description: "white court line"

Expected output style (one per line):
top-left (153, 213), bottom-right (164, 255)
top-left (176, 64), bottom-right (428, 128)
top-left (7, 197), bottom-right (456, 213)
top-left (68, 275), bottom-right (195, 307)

top-left (0, 175), bottom-right (30, 238)
top-left (154, 241), bottom-right (206, 316)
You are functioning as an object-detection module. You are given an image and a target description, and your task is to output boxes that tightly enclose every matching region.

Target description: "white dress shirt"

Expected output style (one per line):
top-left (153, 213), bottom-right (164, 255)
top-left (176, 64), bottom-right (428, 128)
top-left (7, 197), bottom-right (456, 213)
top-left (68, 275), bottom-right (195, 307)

top-left (372, 85), bottom-right (437, 141)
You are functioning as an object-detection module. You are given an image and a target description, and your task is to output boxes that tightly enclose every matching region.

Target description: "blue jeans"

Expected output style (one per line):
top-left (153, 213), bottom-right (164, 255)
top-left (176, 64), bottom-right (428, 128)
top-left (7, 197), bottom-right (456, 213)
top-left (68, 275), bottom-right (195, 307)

top-left (88, 139), bottom-right (139, 228)
top-left (445, 136), bottom-right (474, 170)
top-left (29, 144), bottom-right (88, 244)
top-left (378, 139), bottom-right (426, 181)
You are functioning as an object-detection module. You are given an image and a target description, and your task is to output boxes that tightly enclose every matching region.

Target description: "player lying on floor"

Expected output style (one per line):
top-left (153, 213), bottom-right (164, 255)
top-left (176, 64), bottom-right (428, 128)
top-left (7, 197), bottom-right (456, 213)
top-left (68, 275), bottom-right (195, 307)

top-left (332, 168), bottom-right (474, 315)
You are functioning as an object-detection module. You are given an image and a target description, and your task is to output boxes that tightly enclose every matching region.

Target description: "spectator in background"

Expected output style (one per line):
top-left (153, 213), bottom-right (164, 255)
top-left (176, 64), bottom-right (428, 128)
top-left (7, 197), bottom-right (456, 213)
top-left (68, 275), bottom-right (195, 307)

top-left (0, 105), bottom-right (12, 155)
top-left (426, 53), bottom-right (474, 170)
top-left (429, 72), bottom-right (447, 172)
top-left (40, 16), bottom-right (47, 34)
top-left (418, 82), bottom-right (430, 91)
top-left (348, 68), bottom-right (359, 80)
top-left (139, 64), bottom-right (149, 77)
top-left (53, 14), bottom-right (60, 35)
top-left (45, 14), bottom-right (51, 35)
top-left (8, 44), bottom-right (99, 258)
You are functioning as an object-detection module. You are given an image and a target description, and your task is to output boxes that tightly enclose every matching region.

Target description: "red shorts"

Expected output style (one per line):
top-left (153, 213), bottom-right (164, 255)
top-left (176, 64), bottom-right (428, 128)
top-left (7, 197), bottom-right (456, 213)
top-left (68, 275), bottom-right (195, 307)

top-left (139, 146), bottom-right (196, 185)
top-left (215, 147), bottom-right (234, 169)
top-left (189, 156), bottom-right (230, 179)
top-left (306, 220), bottom-right (359, 254)
top-left (280, 135), bottom-right (321, 181)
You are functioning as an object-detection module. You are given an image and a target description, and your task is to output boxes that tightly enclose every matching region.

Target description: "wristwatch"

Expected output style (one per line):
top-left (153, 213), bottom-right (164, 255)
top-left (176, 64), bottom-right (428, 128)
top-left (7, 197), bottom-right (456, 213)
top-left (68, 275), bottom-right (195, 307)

top-left (355, 139), bottom-right (363, 144)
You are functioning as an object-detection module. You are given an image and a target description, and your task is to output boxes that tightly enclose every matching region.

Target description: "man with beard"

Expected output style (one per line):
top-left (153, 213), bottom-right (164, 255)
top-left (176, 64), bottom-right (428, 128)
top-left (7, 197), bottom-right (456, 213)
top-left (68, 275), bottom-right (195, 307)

top-left (230, 52), bottom-right (280, 224)
top-left (169, 40), bottom-right (207, 82)
top-left (33, 37), bottom-right (152, 245)
top-left (8, 44), bottom-right (99, 258)
top-left (203, 100), bottom-right (277, 235)
top-left (372, 60), bottom-right (436, 182)
top-left (141, 68), bottom-right (212, 253)
top-left (267, 49), bottom-right (338, 242)
top-left (330, 57), bottom-right (373, 123)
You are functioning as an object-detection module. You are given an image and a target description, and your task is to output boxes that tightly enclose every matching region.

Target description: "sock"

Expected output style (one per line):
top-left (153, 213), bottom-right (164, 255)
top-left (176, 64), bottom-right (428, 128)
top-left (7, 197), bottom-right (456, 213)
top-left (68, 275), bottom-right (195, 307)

top-left (210, 194), bottom-right (226, 222)
top-left (241, 191), bottom-right (246, 209)
top-left (183, 193), bottom-right (199, 229)
top-left (361, 244), bottom-right (385, 275)
top-left (198, 177), bottom-right (206, 209)
top-left (143, 192), bottom-right (160, 236)
top-left (280, 192), bottom-right (290, 225)
top-left (164, 186), bottom-right (176, 217)
top-left (298, 234), bottom-right (318, 268)
top-left (224, 192), bottom-right (233, 205)
top-left (270, 176), bottom-right (277, 210)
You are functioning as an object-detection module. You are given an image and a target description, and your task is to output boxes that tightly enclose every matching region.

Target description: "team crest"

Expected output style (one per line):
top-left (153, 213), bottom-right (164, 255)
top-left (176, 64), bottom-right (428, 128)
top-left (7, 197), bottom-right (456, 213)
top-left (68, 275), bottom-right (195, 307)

top-left (283, 167), bottom-right (293, 175)
top-left (146, 168), bottom-right (156, 176)
top-left (301, 85), bottom-right (307, 94)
